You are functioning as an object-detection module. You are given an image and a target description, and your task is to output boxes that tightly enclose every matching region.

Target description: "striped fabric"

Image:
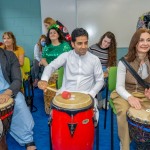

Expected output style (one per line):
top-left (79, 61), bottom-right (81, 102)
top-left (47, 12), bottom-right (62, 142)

top-left (89, 44), bottom-right (108, 66)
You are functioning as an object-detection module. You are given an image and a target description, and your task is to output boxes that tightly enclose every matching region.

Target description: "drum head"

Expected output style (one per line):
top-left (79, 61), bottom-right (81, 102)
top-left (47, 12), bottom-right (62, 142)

top-left (53, 92), bottom-right (92, 109)
top-left (127, 107), bottom-right (150, 124)
top-left (0, 98), bottom-right (14, 109)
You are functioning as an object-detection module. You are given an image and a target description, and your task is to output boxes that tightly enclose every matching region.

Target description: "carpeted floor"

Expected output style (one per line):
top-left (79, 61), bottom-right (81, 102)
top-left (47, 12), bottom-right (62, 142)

top-left (6, 88), bottom-right (136, 150)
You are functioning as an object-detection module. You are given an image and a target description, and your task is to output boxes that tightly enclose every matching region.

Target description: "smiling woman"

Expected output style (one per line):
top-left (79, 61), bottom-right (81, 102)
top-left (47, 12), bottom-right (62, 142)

top-left (0, 32), bottom-right (25, 67)
top-left (111, 28), bottom-right (150, 150)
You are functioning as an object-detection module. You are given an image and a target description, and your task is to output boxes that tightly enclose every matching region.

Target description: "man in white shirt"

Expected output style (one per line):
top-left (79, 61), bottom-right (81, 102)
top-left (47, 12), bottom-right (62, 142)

top-left (38, 28), bottom-right (104, 122)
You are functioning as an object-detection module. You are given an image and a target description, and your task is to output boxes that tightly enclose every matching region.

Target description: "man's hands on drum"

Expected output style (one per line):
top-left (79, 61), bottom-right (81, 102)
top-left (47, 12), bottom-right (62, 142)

top-left (145, 88), bottom-right (150, 99)
top-left (38, 80), bottom-right (48, 92)
top-left (127, 96), bottom-right (142, 110)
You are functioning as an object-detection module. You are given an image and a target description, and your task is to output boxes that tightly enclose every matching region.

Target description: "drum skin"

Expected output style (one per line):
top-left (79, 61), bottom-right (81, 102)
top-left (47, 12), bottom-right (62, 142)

top-left (50, 92), bottom-right (95, 150)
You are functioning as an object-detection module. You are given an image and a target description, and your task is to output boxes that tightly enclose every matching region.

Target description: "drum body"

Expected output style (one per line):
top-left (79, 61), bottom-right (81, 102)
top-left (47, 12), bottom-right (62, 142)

top-left (44, 72), bottom-right (58, 114)
top-left (0, 98), bottom-right (15, 150)
top-left (50, 92), bottom-right (95, 150)
top-left (127, 107), bottom-right (150, 149)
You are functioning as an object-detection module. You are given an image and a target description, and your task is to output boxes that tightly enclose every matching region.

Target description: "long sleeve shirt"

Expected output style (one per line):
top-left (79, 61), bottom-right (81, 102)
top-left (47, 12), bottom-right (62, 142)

top-left (116, 60), bottom-right (149, 100)
top-left (41, 50), bottom-right (104, 98)
top-left (34, 44), bottom-right (42, 62)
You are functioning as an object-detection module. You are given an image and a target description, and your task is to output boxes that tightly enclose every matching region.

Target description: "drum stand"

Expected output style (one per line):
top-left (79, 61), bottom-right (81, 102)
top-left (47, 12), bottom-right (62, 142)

top-left (96, 122), bottom-right (99, 150)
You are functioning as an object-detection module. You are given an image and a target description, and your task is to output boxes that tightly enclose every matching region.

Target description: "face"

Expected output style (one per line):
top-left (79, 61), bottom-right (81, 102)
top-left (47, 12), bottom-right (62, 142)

top-left (101, 36), bottom-right (111, 49)
top-left (44, 23), bottom-right (50, 30)
top-left (3, 34), bottom-right (13, 47)
top-left (41, 37), bottom-right (46, 42)
top-left (71, 36), bottom-right (88, 56)
top-left (136, 32), bottom-right (150, 54)
top-left (49, 29), bottom-right (59, 41)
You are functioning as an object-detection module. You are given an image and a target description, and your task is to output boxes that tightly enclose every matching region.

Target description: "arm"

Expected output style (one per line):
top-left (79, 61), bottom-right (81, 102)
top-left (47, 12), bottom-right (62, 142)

top-left (116, 61), bottom-right (131, 100)
top-left (38, 52), bottom-right (68, 90)
top-left (34, 44), bottom-right (41, 62)
top-left (89, 58), bottom-right (104, 98)
top-left (116, 61), bottom-right (141, 109)
top-left (18, 46), bottom-right (25, 66)
top-left (6, 51), bottom-right (22, 97)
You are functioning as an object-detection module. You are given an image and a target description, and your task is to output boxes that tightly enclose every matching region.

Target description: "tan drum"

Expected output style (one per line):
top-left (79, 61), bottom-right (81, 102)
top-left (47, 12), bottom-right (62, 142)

top-left (50, 92), bottom-right (95, 150)
top-left (0, 98), bottom-right (15, 150)
top-left (44, 72), bottom-right (58, 114)
top-left (127, 106), bottom-right (150, 150)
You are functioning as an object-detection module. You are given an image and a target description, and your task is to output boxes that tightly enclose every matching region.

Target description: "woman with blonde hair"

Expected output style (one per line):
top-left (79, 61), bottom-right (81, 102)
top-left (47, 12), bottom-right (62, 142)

top-left (1, 31), bottom-right (25, 66)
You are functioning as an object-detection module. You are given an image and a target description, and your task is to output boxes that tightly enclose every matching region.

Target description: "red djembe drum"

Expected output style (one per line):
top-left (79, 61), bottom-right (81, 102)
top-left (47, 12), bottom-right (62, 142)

top-left (127, 106), bottom-right (150, 150)
top-left (49, 92), bottom-right (95, 150)
top-left (0, 98), bottom-right (15, 150)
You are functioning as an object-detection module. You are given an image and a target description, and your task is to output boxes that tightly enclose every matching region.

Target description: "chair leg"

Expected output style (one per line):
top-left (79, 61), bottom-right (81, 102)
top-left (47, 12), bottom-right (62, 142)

top-left (104, 81), bottom-right (108, 129)
top-left (111, 108), bottom-right (114, 150)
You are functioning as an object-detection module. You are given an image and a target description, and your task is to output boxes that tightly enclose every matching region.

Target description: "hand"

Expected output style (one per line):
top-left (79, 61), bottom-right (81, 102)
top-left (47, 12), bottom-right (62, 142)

top-left (38, 80), bottom-right (48, 92)
top-left (40, 59), bottom-right (48, 67)
top-left (0, 94), bottom-right (10, 104)
top-left (127, 96), bottom-right (141, 109)
top-left (145, 88), bottom-right (150, 99)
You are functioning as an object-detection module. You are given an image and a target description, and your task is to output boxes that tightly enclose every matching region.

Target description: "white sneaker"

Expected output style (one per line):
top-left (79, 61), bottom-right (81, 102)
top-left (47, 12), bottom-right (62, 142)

top-left (102, 99), bottom-right (109, 110)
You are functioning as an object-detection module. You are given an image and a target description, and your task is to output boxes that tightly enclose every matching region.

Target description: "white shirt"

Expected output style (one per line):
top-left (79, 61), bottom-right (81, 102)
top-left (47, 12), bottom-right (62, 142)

top-left (41, 50), bottom-right (104, 98)
top-left (116, 61), bottom-right (149, 100)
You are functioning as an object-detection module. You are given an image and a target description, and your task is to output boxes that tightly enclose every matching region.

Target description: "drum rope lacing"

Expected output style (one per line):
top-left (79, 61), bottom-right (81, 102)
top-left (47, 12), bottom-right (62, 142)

top-left (127, 119), bottom-right (150, 132)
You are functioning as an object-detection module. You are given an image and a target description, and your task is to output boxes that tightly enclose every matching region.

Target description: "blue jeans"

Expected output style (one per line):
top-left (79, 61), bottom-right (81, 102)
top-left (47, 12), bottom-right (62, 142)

top-left (8, 92), bottom-right (34, 146)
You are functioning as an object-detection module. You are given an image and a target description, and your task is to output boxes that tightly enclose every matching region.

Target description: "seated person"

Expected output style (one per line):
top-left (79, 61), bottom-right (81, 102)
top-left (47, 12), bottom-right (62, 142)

top-left (38, 28), bottom-right (104, 123)
top-left (40, 24), bottom-right (72, 114)
top-left (89, 31), bottom-right (117, 109)
top-left (32, 34), bottom-right (46, 87)
top-left (1, 31), bottom-right (25, 66)
top-left (111, 28), bottom-right (150, 150)
top-left (0, 48), bottom-right (36, 150)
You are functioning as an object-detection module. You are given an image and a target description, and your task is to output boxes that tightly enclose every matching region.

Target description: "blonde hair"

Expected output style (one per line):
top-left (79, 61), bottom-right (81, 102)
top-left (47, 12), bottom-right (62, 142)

top-left (44, 17), bottom-right (56, 27)
top-left (2, 31), bottom-right (18, 51)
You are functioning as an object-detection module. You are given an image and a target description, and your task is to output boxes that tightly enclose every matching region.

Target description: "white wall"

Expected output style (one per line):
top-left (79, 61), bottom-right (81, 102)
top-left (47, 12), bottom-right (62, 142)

top-left (40, 0), bottom-right (150, 47)
top-left (40, 0), bottom-right (76, 35)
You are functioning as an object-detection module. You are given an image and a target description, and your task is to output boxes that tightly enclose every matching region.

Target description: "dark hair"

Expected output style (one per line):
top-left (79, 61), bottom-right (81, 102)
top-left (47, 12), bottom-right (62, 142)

top-left (126, 28), bottom-right (150, 62)
top-left (46, 27), bottom-right (65, 45)
top-left (98, 31), bottom-right (117, 67)
top-left (71, 28), bottom-right (88, 42)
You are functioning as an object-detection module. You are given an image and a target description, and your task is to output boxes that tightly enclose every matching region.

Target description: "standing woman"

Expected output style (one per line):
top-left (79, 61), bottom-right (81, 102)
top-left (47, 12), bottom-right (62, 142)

top-left (111, 28), bottom-right (150, 150)
top-left (89, 31), bottom-right (117, 109)
top-left (40, 24), bottom-right (72, 114)
top-left (1, 32), bottom-right (25, 66)
top-left (32, 34), bottom-right (46, 87)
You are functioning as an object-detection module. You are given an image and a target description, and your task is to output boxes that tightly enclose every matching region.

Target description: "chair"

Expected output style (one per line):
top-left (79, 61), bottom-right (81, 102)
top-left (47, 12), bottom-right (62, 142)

top-left (57, 67), bottom-right (64, 89)
top-left (21, 56), bottom-right (37, 112)
top-left (106, 66), bottom-right (117, 150)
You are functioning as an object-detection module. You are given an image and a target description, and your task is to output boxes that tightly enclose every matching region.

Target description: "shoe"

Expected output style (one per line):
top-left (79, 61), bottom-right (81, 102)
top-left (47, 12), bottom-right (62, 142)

top-left (120, 142), bottom-right (122, 150)
top-left (102, 99), bottom-right (109, 110)
top-left (25, 142), bottom-right (37, 150)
